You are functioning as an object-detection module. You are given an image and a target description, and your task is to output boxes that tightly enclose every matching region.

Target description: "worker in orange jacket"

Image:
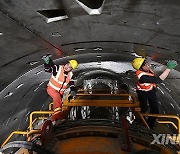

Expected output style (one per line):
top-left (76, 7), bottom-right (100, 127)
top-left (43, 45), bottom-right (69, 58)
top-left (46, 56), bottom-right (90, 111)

top-left (42, 55), bottom-right (78, 122)
top-left (132, 58), bottom-right (177, 129)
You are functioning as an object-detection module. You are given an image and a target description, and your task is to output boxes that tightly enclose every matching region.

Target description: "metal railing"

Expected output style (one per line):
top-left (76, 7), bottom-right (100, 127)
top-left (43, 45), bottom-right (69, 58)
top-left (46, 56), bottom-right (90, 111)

top-left (64, 94), bottom-right (139, 108)
top-left (142, 113), bottom-right (180, 134)
top-left (2, 93), bottom-right (180, 152)
top-left (49, 102), bottom-right (53, 111)
top-left (1, 110), bottom-right (54, 148)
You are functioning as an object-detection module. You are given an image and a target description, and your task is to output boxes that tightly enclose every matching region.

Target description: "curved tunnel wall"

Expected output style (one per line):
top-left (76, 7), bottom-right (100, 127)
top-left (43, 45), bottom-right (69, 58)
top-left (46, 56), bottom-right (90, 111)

top-left (0, 0), bottom-right (180, 146)
top-left (0, 56), bottom-right (180, 144)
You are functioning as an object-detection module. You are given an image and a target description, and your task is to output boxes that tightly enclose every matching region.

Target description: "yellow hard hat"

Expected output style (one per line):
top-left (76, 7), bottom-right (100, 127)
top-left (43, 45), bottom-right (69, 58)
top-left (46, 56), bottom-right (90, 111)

top-left (69, 59), bottom-right (78, 69)
top-left (132, 57), bottom-right (145, 70)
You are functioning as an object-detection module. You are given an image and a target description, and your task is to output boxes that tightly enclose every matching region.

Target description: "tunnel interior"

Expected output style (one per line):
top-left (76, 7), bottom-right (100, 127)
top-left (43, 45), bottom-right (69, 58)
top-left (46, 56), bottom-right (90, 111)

top-left (0, 0), bottom-right (180, 150)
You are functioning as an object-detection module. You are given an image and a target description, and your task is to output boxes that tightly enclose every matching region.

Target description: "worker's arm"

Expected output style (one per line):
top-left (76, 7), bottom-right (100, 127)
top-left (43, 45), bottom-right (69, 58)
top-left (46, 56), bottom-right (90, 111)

top-left (159, 69), bottom-right (170, 80)
top-left (139, 75), bottom-right (162, 84)
top-left (139, 60), bottom-right (178, 83)
top-left (139, 69), bottom-right (170, 83)
top-left (139, 69), bottom-right (171, 83)
top-left (44, 60), bottom-right (59, 76)
top-left (159, 60), bottom-right (178, 80)
top-left (44, 59), bottom-right (55, 72)
top-left (42, 55), bottom-right (59, 76)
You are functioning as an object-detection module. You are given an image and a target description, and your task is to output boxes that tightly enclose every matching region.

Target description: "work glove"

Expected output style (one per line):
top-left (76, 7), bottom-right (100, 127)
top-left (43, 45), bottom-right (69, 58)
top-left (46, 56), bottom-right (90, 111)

top-left (42, 55), bottom-right (50, 64)
top-left (150, 64), bottom-right (156, 71)
top-left (167, 60), bottom-right (178, 70)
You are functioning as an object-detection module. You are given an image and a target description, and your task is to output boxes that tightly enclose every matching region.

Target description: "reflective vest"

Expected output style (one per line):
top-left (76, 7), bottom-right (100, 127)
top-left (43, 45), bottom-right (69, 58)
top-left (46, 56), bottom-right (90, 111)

top-left (48, 65), bottom-right (73, 94)
top-left (136, 70), bottom-right (156, 91)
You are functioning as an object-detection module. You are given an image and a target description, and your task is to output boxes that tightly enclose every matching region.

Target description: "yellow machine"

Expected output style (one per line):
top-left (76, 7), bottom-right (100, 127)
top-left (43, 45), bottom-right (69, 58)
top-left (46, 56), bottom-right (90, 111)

top-left (1, 91), bottom-right (180, 154)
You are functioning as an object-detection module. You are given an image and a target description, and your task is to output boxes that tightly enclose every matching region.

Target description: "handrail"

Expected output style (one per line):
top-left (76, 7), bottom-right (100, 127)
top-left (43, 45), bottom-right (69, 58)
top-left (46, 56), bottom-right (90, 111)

top-left (1, 130), bottom-right (41, 148)
top-left (3, 93), bottom-right (180, 152)
top-left (49, 102), bottom-right (53, 111)
top-left (141, 113), bottom-right (180, 134)
top-left (1, 110), bottom-right (54, 148)
top-left (157, 121), bottom-right (178, 130)
top-left (29, 111), bottom-right (54, 131)
top-left (64, 94), bottom-right (139, 108)
top-left (1, 131), bottom-right (28, 148)
top-left (27, 117), bottom-right (47, 130)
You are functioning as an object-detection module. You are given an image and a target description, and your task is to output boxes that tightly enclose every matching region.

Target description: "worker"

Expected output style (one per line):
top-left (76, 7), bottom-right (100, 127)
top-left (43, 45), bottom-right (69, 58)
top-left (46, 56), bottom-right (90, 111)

top-left (132, 58), bottom-right (177, 129)
top-left (42, 55), bottom-right (78, 123)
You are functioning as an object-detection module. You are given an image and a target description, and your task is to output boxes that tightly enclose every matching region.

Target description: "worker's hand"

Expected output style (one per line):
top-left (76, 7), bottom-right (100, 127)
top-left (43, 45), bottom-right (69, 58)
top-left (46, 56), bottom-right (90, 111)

top-left (68, 95), bottom-right (74, 102)
top-left (167, 60), bottom-right (178, 70)
top-left (42, 55), bottom-right (50, 64)
top-left (68, 91), bottom-right (77, 102)
top-left (70, 91), bottom-right (76, 97)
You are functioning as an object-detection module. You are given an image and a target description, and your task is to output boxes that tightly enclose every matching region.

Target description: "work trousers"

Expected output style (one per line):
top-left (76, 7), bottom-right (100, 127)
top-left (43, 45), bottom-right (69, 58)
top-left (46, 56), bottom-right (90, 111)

top-left (47, 86), bottom-right (63, 121)
top-left (137, 88), bottom-right (159, 129)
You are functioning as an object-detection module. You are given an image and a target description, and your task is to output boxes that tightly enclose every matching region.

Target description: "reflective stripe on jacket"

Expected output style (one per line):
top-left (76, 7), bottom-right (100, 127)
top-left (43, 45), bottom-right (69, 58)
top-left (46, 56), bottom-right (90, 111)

top-left (48, 65), bottom-right (73, 94)
top-left (136, 70), bottom-right (156, 91)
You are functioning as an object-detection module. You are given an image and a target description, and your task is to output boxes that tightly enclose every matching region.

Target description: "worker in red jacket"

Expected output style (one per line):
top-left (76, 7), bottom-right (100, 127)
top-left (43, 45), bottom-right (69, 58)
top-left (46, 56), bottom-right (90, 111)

top-left (42, 55), bottom-right (78, 123)
top-left (132, 58), bottom-right (177, 129)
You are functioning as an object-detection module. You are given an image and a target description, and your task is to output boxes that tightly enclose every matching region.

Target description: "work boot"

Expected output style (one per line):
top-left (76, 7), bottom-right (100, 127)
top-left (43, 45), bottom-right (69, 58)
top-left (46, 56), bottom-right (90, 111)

top-left (56, 119), bottom-right (66, 126)
top-left (52, 119), bottom-right (66, 126)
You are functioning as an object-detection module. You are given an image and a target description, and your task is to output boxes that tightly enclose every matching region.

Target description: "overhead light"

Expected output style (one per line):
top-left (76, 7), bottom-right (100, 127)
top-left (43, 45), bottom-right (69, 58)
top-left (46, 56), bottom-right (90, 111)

top-left (75, 0), bottom-right (105, 15)
top-left (0, 32), bottom-right (3, 35)
top-left (27, 61), bottom-right (39, 66)
top-left (4, 92), bottom-right (13, 98)
top-left (131, 52), bottom-right (142, 57)
top-left (35, 70), bottom-right (43, 75)
top-left (16, 83), bottom-right (23, 89)
top-left (74, 48), bottom-right (86, 52)
top-left (37, 9), bottom-right (68, 23)
top-left (94, 47), bottom-right (102, 51)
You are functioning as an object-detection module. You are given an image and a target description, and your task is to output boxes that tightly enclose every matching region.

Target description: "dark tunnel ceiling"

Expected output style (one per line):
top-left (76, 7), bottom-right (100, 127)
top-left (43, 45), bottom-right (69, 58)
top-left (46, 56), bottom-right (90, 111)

top-left (0, 0), bottom-right (180, 145)
top-left (0, 0), bottom-right (180, 89)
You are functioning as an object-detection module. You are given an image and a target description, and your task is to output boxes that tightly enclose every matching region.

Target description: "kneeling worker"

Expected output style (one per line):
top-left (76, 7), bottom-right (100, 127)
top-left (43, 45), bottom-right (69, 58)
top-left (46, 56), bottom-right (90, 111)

top-left (132, 58), bottom-right (177, 129)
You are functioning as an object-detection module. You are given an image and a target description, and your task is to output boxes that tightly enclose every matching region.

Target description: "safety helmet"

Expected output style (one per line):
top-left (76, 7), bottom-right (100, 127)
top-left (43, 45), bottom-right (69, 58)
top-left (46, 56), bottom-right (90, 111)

top-left (69, 59), bottom-right (78, 69)
top-left (132, 57), bottom-right (145, 70)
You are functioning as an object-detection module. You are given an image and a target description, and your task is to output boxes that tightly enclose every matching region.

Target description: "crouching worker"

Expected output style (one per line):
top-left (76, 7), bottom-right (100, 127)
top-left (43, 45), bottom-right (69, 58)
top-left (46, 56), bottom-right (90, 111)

top-left (132, 58), bottom-right (177, 129)
top-left (42, 55), bottom-right (78, 123)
